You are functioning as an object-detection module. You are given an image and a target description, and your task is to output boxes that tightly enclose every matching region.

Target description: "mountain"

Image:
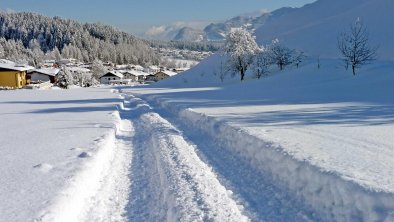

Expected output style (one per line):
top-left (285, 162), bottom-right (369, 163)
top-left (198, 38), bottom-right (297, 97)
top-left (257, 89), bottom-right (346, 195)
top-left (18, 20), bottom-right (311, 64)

top-left (0, 11), bottom-right (159, 65)
top-left (173, 27), bottom-right (205, 42)
top-left (144, 11), bottom-right (272, 42)
top-left (203, 13), bottom-right (271, 41)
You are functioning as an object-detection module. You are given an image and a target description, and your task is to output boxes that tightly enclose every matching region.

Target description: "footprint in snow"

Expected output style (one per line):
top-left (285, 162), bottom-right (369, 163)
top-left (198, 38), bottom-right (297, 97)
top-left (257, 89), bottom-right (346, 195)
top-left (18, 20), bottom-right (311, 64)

top-left (33, 163), bottom-right (53, 173)
top-left (78, 152), bottom-right (92, 158)
top-left (70, 147), bottom-right (83, 152)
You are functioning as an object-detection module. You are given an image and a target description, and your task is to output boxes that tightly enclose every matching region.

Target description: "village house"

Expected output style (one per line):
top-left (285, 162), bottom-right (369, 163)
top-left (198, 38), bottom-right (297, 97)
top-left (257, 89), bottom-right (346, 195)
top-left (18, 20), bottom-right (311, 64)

top-left (27, 68), bottom-right (60, 83)
top-left (122, 70), bottom-right (139, 82)
top-left (99, 71), bottom-right (124, 84)
top-left (123, 70), bottom-right (149, 82)
top-left (145, 65), bottom-right (160, 74)
top-left (145, 74), bottom-right (156, 82)
top-left (153, 70), bottom-right (177, 81)
top-left (40, 60), bottom-right (57, 68)
top-left (131, 65), bottom-right (144, 72)
top-left (0, 62), bottom-right (33, 88)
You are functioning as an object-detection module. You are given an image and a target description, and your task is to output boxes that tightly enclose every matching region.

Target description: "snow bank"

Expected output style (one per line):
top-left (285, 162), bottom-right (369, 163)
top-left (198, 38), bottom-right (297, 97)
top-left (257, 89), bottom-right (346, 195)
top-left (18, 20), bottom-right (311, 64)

top-left (0, 88), bottom-right (122, 221)
top-left (36, 121), bottom-right (118, 221)
top-left (178, 108), bottom-right (394, 222)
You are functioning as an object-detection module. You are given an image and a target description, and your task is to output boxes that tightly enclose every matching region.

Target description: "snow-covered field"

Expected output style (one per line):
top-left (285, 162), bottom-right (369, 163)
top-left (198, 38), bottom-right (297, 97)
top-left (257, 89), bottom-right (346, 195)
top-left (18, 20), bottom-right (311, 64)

top-left (0, 88), bottom-right (123, 221)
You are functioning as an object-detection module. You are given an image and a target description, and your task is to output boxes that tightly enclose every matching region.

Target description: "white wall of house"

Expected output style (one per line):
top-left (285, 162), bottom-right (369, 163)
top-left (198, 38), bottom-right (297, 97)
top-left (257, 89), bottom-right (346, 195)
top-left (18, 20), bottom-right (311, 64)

top-left (100, 76), bottom-right (120, 84)
top-left (31, 73), bottom-right (50, 82)
top-left (123, 74), bottom-right (137, 81)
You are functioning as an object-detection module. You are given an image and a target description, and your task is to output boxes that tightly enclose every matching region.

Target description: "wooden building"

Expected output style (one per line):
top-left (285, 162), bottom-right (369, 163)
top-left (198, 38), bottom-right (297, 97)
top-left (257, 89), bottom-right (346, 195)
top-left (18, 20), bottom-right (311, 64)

top-left (153, 70), bottom-right (177, 81)
top-left (27, 68), bottom-right (60, 83)
top-left (0, 63), bottom-right (33, 88)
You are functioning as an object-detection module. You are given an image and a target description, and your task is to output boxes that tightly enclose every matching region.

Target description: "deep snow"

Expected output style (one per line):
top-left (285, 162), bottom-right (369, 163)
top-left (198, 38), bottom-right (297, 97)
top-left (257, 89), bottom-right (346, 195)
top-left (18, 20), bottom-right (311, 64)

top-left (0, 88), bottom-right (122, 221)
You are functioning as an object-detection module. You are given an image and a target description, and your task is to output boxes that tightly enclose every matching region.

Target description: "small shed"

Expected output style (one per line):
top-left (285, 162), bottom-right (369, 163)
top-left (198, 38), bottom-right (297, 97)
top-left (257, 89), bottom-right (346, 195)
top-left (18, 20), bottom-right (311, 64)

top-left (100, 71), bottom-right (124, 84)
top-left (28, 68), bottom-right (60, 83)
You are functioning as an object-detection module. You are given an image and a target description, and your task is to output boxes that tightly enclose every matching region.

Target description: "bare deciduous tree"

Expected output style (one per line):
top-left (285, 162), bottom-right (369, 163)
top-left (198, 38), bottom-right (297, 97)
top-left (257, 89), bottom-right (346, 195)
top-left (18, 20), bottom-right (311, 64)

top-left (252, 49), bottom-right (271, 79)
top-left (293, 50), bottom-right (306, 68)
top-left (267, 39), bottom-right (295, 71)
top-left (338, 20), bottom-right (377, 75)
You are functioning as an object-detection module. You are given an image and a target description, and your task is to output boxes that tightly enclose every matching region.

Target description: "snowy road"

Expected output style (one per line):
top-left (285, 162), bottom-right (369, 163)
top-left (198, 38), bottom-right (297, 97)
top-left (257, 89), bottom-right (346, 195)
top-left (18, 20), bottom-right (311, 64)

top-left (79, 90), bottom-right (319, 222)
top-left (66, 90), bottom-right (321, 222)
top-left (117, 94), bottom-right (248, 221)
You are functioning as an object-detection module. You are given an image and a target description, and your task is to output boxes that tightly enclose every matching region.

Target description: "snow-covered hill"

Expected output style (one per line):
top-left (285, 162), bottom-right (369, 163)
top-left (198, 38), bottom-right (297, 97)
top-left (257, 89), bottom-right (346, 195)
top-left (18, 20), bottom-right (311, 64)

top-left (255, 0), bottom-right (394, 59)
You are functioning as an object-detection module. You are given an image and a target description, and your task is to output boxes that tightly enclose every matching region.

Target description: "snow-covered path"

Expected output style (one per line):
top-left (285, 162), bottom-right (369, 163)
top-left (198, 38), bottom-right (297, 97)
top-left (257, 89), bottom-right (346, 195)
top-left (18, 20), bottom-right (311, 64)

top-left (119, 94), bottom-right (248, 221)
top-left (106, 91), bottom-right (322, 222)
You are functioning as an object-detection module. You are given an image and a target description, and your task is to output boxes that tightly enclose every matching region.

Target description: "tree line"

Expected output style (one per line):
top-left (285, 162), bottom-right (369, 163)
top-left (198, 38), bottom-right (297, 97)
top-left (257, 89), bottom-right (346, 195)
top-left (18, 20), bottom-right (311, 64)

top-left (223, 20), bottom-right (377, 81)
top-left (0, 11), bottom-right (160, 66)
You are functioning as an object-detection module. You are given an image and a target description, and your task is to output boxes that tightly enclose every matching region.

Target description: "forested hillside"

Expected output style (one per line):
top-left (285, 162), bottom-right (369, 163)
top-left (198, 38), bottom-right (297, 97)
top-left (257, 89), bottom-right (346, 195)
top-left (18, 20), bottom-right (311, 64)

top-left (0, 11), bottom-right (160, 65)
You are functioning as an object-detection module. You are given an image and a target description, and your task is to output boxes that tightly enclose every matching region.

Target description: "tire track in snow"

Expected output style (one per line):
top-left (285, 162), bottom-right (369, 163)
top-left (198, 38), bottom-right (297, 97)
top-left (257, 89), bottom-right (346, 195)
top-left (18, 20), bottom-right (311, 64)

top-left (120, 95), bottom-right (248, 222)
top-left (139, 97), bottom-right (321, 222)
top-left (80, 118), bottom-right (134, 222)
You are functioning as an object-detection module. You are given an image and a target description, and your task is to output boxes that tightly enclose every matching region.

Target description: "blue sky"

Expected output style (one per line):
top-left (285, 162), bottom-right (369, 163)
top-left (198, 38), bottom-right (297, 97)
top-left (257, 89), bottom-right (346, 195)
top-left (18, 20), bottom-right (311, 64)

top-left (0, 0), bottom-right (315, 35)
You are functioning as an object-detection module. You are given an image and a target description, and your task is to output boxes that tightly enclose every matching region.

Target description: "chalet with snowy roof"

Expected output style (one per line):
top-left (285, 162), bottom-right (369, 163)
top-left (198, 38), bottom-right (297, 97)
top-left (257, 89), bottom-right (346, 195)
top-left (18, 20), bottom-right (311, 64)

top-left (0, 62), bottom-right (33, 88)
top-left (131, 65), bottom-right (144, 71)
top-left (145, 65), bottom-right (160, 74)
top-left (153, 70), bottom-right (177, 81)
top-left (27, 68), bottom-right (60, 83)
top-left (99, 71), bottom-right (124, 84)
top-left (41, 60), bottom-right (57, 68)
top-left (123, 70), bottom-right (149, 82)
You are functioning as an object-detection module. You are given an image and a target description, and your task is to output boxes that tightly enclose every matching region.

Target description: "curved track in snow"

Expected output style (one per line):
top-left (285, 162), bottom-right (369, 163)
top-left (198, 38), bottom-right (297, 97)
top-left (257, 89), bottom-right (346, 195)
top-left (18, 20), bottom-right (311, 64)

top-left (119, 95), bottom-right (248, 221)
top-left (116, 92), bottom-right (320, 222)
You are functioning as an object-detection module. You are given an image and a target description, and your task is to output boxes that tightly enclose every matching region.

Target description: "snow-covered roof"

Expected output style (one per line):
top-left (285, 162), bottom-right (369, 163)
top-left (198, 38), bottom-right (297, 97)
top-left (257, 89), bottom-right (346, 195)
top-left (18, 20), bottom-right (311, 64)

top-left (28, 68), bottom-right (60, 76)
top-left (157, 70), bottom-right (177, 77)
top-left (132, 65), bottom-right (144, 70)
top-left (149, 65), bottom-right (160, 70)
top-left (0, 62), bottom-right (34, 72)
top-left (101, 71), bottom-right (123, 79)
top-left (67, 67), bottom-right (91, 73)
top-left (124, 70), bottom-right (149, 76)
top-left (0, 59), bottom-right (16, 65)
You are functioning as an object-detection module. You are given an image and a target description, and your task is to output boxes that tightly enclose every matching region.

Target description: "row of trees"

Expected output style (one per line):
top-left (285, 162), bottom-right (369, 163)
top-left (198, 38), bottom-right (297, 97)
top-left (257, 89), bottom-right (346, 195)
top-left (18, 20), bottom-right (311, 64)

top-left (224, 20), bottom-right (377, 81)
top-left (56, 68), bottom-right (98, 89)
top-left (0, 11), bottom-right (160, 65)
top-left (223, 28), bottom-right (305, 81)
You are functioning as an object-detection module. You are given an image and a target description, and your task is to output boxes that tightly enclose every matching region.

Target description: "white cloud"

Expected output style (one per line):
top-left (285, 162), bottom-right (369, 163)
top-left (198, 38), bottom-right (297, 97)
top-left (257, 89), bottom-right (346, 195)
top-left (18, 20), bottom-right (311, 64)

top-left (144, 20), bottom-right (211, 38)
top-left (145, 26), bottom-right (167, 36)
